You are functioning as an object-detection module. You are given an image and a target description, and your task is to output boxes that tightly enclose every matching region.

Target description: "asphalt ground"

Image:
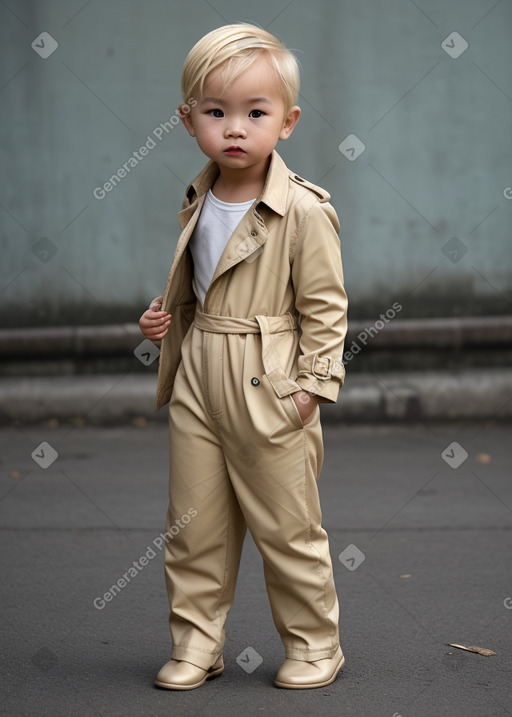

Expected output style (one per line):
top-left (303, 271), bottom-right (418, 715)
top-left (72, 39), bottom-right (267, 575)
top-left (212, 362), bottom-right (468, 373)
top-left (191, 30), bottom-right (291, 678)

top-left (1, 420), bottom-right (511, 716)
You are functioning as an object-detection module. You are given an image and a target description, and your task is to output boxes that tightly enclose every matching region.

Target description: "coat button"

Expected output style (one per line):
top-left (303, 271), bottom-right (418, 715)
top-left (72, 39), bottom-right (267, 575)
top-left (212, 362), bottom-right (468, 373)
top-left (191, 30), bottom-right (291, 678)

top-left (250, 230), bottom-right (258, 237)
top-left (251, 377), bottom-right (260, 386)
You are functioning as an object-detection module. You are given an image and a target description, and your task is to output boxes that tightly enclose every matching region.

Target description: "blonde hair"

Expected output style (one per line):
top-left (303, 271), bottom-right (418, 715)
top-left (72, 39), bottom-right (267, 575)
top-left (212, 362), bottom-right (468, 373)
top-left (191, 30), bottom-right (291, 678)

top-left (181, 23), bottom-right (300, 110)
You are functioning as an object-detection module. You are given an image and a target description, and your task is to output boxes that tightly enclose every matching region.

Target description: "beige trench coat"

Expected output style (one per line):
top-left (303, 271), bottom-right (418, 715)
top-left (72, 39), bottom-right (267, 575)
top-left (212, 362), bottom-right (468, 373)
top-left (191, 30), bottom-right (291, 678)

top-left (155, 149), bottom-right (348, 411)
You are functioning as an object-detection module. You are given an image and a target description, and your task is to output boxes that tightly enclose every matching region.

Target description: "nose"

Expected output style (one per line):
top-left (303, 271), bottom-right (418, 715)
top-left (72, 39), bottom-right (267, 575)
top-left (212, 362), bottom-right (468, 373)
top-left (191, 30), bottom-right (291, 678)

top-left (224, 120), bottom-right (247, 139)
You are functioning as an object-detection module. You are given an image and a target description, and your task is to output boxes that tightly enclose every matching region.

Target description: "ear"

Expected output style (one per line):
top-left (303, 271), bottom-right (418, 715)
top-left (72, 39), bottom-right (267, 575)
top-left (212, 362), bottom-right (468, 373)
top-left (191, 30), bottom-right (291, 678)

top-left (279, 105), bottom-right (301, 140)
top-left (179, 104), bottom-right (196, 137)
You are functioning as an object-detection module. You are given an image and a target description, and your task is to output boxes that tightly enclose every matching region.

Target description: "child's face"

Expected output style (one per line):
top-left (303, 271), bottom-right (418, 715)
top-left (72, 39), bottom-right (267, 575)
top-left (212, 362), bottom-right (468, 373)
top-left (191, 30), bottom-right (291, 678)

top-left (180, 55), bottom-right (300, 174)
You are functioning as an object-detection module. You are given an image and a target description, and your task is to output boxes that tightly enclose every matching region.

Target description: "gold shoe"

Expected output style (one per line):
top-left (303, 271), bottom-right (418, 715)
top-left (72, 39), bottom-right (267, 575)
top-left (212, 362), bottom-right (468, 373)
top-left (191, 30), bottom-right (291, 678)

top-left (154, 654), bottom-right (224, 690)
top-left (274, 646), bottom-right (345, 689)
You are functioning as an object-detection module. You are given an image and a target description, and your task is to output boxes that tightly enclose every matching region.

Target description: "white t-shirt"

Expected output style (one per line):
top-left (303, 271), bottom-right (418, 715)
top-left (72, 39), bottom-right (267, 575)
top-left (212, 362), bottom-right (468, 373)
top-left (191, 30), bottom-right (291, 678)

top-left (189, 189), bottom-right (255, 308)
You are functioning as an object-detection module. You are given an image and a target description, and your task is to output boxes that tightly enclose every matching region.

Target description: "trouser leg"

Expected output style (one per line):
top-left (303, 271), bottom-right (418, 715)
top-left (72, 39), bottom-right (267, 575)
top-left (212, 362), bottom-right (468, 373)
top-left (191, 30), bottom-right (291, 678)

top-left (164, 337), bottom-right (247, 670)
top-left (223, 417), bottom-right (339, 661)
top-left (220, 334), bottom-right (340, 661)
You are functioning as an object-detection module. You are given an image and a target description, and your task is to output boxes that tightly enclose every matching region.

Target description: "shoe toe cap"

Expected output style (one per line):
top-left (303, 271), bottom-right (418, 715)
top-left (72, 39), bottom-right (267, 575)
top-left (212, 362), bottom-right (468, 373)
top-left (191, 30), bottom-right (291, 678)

top-left (155, 659), bottom-right (206, 687)
top-left (275, 647), bottom-right (344, 687)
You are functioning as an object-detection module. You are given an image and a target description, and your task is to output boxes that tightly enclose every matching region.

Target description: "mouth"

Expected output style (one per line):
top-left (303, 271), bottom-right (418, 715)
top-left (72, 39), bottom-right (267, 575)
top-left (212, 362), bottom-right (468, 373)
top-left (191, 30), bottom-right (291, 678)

top-left (224, 146), bottom-right (246, 155)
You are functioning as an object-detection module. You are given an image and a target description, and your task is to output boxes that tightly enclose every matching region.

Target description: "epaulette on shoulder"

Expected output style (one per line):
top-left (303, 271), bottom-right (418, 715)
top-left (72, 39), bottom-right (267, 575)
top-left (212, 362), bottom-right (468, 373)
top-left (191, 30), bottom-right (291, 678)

top-left (288, 171), bottom-right (331, 202)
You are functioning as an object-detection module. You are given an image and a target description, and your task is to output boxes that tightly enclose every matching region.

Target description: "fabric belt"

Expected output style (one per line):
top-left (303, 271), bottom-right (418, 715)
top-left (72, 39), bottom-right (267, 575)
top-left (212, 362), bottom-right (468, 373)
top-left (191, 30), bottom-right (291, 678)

top-left (194, 310), bottom-right (300, 398)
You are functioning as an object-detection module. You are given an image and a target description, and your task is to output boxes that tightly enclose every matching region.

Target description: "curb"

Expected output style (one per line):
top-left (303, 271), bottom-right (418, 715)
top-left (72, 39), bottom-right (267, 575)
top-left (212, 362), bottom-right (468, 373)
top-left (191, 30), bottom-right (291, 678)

top-left (1, 369), bottom-right (511, 424)
top-left (1, 316), bottom-right (512, 357)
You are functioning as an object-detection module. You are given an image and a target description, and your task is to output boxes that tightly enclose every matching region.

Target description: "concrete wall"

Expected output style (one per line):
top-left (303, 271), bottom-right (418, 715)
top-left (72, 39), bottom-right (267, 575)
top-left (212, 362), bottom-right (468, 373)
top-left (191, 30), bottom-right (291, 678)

top-left (1, 0), bottom-right (511, 327)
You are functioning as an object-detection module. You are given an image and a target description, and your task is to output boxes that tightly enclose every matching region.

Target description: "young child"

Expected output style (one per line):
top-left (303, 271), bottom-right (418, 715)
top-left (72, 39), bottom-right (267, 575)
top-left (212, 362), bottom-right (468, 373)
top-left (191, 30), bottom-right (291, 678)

top-left (139, 22), bottom-right (348, 690)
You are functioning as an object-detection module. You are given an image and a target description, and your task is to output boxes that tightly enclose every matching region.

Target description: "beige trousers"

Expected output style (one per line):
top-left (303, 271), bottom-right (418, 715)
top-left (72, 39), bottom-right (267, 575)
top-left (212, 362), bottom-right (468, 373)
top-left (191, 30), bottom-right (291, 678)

top-left (164, 312), bottom-right (340, 670)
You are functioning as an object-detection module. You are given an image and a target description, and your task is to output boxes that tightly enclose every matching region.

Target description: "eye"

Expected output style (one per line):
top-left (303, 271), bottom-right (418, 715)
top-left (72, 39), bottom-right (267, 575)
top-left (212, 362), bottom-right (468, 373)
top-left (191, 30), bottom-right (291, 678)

top-left (208, 109), bottom-right (224, 118)
top-left (249, 109), bottom-right (265, 118)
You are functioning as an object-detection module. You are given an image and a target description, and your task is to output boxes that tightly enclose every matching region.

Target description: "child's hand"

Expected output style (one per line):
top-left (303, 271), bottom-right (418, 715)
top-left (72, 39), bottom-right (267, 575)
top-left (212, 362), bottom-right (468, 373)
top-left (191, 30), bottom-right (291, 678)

top-left (291, 390), bottom-right (321, 426)
top-left (139, 296), bottom-right (171, 343)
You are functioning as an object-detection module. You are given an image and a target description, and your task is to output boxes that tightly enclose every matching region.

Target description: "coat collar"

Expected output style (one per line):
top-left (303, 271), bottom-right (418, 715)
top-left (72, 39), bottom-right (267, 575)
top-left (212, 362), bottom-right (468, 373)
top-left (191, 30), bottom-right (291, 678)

top-left (183, 149), bottom-right (290, 218)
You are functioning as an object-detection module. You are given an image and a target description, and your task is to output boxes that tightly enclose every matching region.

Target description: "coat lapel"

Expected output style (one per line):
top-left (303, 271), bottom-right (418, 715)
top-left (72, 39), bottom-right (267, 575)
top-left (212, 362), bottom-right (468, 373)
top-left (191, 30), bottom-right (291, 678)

top-left (162, 150), bottom-right (291, 311)
top-left (208, 151), bottom-right (290, 284)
